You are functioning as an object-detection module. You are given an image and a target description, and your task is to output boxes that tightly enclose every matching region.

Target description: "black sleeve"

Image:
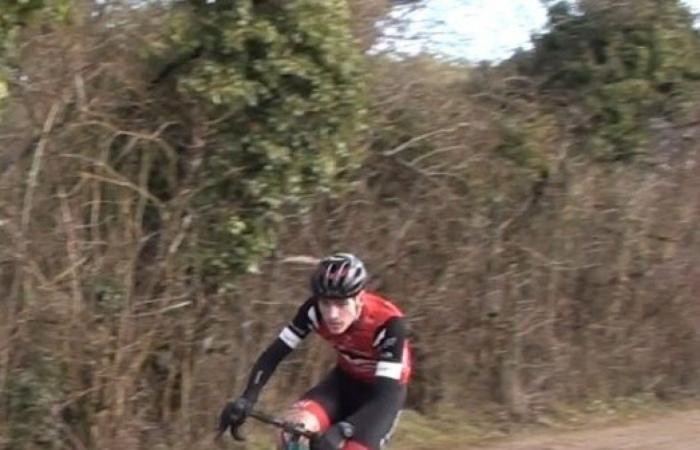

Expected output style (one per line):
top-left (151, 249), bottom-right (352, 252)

top-left (240, 298), bottom-right (318, 402)
top-left (241, 338), bottom-right (293, 402)
top-left (345, 316), bottom-right (407, 429)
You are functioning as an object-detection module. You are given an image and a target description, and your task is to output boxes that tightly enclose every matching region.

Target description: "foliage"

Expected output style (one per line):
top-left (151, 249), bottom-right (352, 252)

top-left (160, 0), bottom-right (367, 275)
top-left (0, 1), bottom-right (698, 449)
top-left (520, 0), bottom-right (700, 161)
top-left (0, 0), bottom-right (75, 51)
top-left (6, 358), bottom-right (65, 450)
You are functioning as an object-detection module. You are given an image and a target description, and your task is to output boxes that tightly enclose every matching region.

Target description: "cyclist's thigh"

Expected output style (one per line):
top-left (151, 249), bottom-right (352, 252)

top-left (345, 385), bottom-right (406, 450)
top-left (291, 366), bottom-right (346, 432)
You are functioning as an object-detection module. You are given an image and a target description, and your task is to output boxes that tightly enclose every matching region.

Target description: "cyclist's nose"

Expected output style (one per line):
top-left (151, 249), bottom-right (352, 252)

top-left (327, 304), bottom-right (340, 319)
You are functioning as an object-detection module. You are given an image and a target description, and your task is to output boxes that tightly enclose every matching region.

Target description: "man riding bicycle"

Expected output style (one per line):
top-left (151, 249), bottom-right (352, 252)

top-left (218, 253), bottom-right (412, 450)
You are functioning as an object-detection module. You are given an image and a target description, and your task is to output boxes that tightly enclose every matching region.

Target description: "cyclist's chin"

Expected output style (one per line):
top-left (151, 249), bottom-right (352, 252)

top-left (326, 322), bottom-right (350, 334)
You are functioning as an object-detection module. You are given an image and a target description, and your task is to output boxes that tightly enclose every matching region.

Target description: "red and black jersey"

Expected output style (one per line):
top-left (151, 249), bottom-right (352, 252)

top-left (280, 291), bottom-right (412, 384)
top-left (240, 291), bottom-right (412, 404)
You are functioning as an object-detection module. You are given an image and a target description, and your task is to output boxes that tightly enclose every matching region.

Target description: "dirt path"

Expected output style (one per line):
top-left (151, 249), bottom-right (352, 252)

top-left (470, 409), bottom-right (700, 450)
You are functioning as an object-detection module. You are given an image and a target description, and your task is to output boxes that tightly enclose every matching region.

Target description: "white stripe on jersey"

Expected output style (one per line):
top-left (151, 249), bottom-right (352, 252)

top-left (279, 327), bottom-right (302, 349)
top-left (375, 361), bottom-right (403, 380)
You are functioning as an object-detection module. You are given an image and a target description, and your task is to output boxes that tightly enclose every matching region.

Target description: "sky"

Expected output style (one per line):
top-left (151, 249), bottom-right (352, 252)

top-left (377, 0), bottom-right (700, 63)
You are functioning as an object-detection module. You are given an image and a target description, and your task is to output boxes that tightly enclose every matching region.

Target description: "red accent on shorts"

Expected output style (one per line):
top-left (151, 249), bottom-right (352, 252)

top-left (292, 399), bottom-right (331, 431)
top-left (343, 440), bottom-right (371, 450)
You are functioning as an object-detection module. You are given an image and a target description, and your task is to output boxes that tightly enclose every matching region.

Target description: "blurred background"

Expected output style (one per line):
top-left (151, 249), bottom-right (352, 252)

top-left (0, 0), bottom-right (698, 449)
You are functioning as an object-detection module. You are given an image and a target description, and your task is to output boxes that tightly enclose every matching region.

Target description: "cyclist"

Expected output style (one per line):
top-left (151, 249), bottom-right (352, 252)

top-left (218, 253), bottom-right (412, 450)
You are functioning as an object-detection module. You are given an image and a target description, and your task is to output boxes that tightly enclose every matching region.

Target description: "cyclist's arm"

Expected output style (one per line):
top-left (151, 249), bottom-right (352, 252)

top-left (345, 316), bottom-right (407, 428)
top-left (241, 298), bottom-right (318, 402)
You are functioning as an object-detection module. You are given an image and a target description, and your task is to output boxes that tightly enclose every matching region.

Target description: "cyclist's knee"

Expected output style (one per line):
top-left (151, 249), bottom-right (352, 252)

top-left (286, 399), bottom-right (330, 432)
top-left (276, 400), bottom-right (329, 449)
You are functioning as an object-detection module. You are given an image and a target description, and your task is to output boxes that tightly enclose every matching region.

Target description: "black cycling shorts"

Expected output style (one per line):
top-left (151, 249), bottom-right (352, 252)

top-left (293, 367), bottom-right (406, 450)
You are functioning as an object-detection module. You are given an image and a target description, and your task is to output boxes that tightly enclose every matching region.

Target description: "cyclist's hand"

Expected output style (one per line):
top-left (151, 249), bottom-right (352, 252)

top-left (218, 397), bottom-right (253, 439)
top-left (310, 422), bottom-right (353, 450)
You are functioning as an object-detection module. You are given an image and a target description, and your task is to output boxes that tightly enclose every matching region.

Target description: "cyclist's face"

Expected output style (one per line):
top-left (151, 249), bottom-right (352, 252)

top-left (318, 295), bottom-right (361, 334)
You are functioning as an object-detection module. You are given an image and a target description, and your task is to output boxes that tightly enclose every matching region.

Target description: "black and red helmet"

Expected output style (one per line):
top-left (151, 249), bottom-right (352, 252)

top-left (311, 253), bottom-right (367, 298)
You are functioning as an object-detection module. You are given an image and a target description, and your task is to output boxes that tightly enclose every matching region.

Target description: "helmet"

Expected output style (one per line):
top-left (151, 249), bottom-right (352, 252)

top-left (311, 253), bottom-right (367, 298)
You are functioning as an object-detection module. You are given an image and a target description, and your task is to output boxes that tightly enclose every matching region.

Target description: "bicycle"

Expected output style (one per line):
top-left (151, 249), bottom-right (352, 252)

top-left (216, 408), bottom-right (353, 450)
